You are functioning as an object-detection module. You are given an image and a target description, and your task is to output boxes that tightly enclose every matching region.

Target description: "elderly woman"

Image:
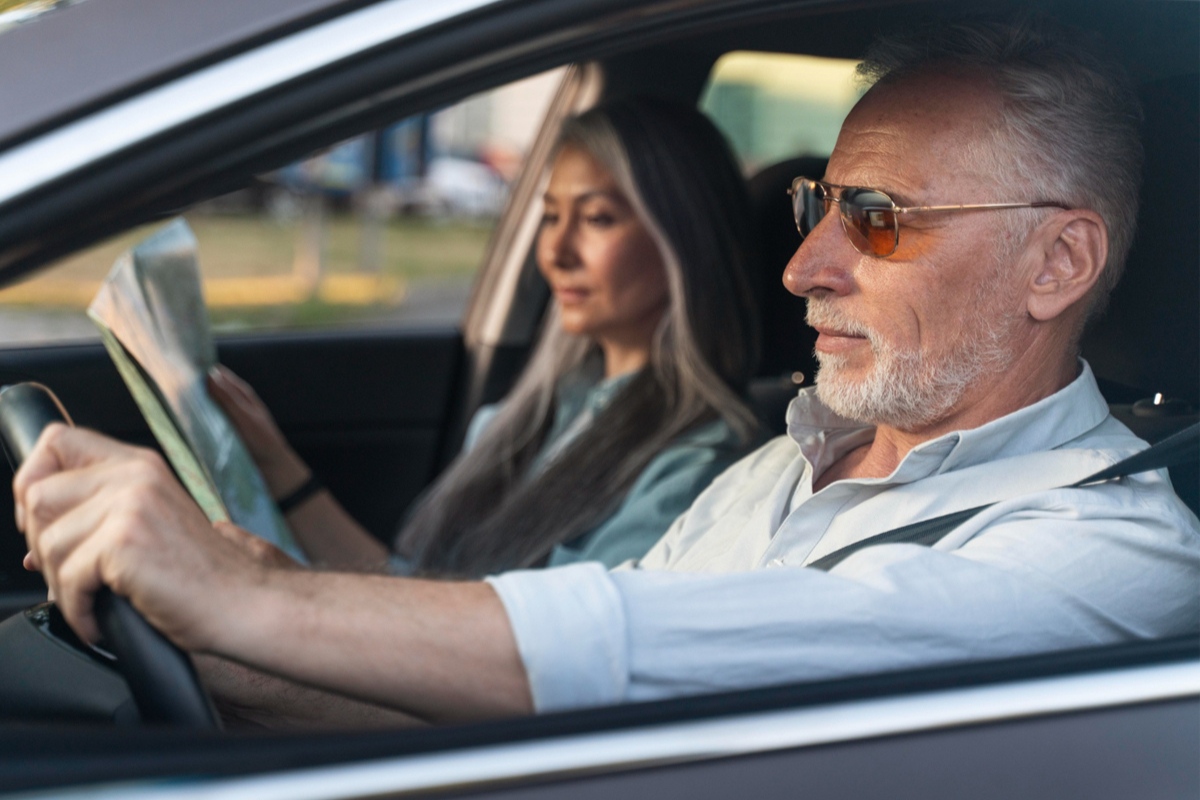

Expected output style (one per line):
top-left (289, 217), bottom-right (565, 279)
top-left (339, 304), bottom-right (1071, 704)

top-left (210, 97), bottom-right (762, 576)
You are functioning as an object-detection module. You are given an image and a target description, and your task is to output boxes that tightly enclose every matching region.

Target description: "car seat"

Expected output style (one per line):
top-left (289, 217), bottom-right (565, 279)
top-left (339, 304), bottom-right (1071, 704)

top-left (745, 155), bottom-right (826, 433)
top-left (1082, 73), bottom-right (1199, 514)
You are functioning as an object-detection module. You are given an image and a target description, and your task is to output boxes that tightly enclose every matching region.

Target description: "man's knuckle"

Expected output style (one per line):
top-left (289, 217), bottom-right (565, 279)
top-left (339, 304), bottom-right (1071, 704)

top-left (24, 483), bottom-right (49, 520)
top-left (139, 449), bottom-right (168, 471)
top-left (110, 501), bottom-right (149, 539)
top-left (107, 521), bottom-right (141, 552)
top-left (40, 422), bottom-right (67, 449)
top-left (128, 456), bottom-right (159, 482)
top-left (40, 530), bottom-right (67, 566)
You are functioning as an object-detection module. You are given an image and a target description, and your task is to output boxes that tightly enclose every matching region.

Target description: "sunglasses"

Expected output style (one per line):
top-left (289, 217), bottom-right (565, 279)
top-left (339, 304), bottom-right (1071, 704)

top-left (787, 177), bottom-right (1067, 257)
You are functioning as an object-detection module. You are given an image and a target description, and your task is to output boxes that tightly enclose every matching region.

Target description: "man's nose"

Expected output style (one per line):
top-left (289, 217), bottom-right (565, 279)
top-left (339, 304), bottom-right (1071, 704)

top-left (781, 211), bottom-right (856, 298)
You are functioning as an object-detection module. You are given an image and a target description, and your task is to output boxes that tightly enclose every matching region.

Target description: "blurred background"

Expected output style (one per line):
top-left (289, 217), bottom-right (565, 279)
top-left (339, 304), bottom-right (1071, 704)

top-left (0, 49), bottom-right (861, 344)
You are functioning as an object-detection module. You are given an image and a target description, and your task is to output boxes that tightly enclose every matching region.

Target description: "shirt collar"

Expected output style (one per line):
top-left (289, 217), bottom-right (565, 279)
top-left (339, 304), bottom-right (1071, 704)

top-left (785, 359), bottom-right (1110, 482)
top-left (556, 356), bottom-right (637, 420)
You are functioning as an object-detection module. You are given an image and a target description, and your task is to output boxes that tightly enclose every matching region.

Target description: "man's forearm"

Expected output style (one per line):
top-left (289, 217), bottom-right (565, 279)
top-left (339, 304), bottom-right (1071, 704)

top-left (196, 655), bottom-right (427, 731)
top-left (209, 570), bottom-right (534, 723)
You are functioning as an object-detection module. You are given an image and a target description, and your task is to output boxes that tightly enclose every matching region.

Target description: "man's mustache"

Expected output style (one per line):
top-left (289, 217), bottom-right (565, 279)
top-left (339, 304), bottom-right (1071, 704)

top-left (805, 299), bottom-right (878, 345)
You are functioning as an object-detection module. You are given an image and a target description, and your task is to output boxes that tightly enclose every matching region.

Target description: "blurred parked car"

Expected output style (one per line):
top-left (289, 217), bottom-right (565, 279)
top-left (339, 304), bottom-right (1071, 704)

top-left (417, 156), bottom-right (507, 218)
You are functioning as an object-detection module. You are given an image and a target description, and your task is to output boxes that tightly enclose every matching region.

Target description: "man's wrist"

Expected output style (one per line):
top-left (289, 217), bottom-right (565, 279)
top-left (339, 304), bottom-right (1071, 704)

top-left (203, 562), bottom-right (297, 663)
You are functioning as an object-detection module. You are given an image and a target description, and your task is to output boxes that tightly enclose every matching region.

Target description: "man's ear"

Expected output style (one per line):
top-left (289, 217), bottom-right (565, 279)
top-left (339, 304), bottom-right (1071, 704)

top-left (1025, 210), bottom-right (1108, 322)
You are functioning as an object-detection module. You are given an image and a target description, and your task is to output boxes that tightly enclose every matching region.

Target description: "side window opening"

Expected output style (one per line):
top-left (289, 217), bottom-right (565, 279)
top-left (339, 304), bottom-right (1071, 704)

top-left (0, 68), bottom-right (566, 345)
top-left (699, 51), bottom-right (864, 173)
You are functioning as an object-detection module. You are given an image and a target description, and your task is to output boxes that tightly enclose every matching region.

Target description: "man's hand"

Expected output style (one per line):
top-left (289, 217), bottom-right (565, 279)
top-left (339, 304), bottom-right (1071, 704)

top-left (10, 424), bottom-right (534, 723)
top-left (14, 424), bottom-right (262, 650)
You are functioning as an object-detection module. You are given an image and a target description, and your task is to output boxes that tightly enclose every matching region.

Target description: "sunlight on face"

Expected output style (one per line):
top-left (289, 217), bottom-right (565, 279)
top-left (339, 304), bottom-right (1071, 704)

top-left (788, 74), bottom-right (1037, 431)
top-left (536, 146), bottom-right (669, 358)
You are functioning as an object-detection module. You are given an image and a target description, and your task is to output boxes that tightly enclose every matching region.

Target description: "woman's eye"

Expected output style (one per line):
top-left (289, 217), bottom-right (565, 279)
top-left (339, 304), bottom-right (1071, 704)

top-left (540, 212), bottom-right (559, 226)
top-left (585, 213), bottom-right (616, 228)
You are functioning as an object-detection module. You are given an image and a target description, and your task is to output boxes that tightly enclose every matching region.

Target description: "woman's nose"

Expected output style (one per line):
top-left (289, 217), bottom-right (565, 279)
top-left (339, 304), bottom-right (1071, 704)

top-left (542, 219), bottom-right (581, 271)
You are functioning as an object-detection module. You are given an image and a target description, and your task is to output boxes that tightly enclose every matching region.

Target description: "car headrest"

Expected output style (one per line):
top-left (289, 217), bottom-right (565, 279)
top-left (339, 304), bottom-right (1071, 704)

top-left (1081, 73), bottom-right (1199, 406)
top-left (746, 155), bottom-right (827, 382)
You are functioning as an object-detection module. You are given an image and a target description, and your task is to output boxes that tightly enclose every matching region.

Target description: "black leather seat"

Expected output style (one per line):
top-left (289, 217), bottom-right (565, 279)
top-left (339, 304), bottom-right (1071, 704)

top-left (1085, 74), bottom-right (1200, 514)
top-left (745, 155), bottom-right (826, 434)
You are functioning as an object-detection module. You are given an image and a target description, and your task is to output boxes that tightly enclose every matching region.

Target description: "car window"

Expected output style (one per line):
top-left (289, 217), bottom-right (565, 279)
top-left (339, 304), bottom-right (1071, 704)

top-left (0, 67), bottom-right (565, 345)
top-left (0, 0), bottom-right (87, 36)
top-left (700, 51), bottom-right (863, 172)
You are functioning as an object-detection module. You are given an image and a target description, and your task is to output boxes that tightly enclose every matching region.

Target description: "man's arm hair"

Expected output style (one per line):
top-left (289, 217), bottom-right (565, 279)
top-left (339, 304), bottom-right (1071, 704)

top-left (212, 571), bottom-right (534, 723)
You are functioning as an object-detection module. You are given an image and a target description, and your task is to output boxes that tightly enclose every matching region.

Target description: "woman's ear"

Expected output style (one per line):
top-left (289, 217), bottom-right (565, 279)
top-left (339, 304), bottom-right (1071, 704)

top-left (1025, 209), bottom-right (1109, 322)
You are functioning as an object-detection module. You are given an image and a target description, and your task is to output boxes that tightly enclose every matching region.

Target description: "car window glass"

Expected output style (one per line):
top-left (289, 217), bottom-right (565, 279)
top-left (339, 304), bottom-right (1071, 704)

top-left (0, 67), bottom-right (565, 345)
top-left (700, 51), bottom-right (863, 172)
top-left (0, 0), bottom-right (87, 37)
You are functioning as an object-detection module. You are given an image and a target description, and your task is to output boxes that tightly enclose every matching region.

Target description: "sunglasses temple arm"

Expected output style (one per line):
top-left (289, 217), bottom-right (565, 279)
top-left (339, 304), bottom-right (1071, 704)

top-left (895, 201), bottom-right (1067, 213)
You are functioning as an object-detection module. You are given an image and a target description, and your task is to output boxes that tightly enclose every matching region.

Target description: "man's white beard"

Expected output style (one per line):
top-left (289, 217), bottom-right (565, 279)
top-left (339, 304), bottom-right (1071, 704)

top-left (807, 295), bottom-right (1018, 431)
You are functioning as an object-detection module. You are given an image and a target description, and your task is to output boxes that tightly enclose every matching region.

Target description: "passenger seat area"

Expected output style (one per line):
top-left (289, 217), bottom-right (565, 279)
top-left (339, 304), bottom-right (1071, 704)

top-left (745, 155), bottom-right (825, 433)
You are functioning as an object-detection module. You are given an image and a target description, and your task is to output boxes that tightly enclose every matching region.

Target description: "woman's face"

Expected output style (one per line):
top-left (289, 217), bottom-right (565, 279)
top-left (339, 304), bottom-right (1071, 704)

top-left (537, 145), bottom-right (669, 356)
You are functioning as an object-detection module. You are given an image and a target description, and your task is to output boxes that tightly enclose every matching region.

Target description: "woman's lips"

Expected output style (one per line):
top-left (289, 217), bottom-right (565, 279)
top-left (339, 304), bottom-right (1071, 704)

top-left (555, 286), bottom-right (590, 305)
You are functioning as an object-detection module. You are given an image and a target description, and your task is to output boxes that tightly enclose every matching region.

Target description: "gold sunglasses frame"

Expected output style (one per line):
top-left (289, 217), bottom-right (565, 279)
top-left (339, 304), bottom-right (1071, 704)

top-left (787, 177), bottom-right (1068, 257)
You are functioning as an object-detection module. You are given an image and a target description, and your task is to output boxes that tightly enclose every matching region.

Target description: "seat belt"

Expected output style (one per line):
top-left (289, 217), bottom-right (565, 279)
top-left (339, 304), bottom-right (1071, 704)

top-left (808, 421), bottom-right (1200, 572)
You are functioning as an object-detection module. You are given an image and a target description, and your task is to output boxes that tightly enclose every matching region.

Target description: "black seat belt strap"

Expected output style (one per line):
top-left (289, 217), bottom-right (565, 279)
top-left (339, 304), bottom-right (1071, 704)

top-left (808, 422), bottom-right (1200, 573)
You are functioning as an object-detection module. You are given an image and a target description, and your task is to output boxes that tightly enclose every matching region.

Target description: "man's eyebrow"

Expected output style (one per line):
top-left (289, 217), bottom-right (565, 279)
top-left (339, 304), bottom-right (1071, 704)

top-left (866, 183), bottom-right (919, 208)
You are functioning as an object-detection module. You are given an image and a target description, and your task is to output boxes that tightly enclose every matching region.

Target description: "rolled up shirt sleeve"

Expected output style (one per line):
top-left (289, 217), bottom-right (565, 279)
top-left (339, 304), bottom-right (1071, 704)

top-left (488, 484), bottom-right (1200, 714)
top-left (487, 563), bottom-right (630, 712)
top-left (484, 372), bottom-right (1200, 714)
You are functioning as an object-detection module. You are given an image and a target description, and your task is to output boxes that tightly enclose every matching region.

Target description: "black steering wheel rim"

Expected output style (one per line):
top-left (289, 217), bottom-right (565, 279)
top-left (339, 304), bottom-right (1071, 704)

top-left (0, 382), bottom-right (219, 729)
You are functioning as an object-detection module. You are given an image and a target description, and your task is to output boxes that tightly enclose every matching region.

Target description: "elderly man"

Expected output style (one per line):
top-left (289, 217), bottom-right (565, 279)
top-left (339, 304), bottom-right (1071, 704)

top-left (14, 18), bottom-right (1200, 724)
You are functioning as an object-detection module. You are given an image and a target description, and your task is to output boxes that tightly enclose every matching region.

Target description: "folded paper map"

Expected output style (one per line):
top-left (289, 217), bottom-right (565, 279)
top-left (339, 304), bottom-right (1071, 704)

top-left (87, 219), bottom-right (305, 561)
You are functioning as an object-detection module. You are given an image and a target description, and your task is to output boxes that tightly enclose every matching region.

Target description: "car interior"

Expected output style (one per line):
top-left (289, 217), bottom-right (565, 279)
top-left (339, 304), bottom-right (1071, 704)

top-left (0, 0), bottom-right (1195, 789)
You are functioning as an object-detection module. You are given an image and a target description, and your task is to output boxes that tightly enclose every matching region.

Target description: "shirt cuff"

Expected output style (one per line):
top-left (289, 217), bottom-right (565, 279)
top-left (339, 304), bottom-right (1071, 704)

top-left (486, 562), bottom-right (629, 713)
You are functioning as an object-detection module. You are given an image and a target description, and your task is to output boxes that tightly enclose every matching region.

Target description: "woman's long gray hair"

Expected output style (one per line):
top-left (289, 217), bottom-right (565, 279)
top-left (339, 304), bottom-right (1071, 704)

top-left (395, 97), bottom-right (761, 577)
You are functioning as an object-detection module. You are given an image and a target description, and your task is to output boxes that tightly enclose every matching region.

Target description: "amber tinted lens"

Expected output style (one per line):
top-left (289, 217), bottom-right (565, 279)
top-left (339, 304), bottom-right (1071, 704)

top-left (841, 188), bottom-right (898, 256)
top-left (793, 179), bottom-right (831, 237)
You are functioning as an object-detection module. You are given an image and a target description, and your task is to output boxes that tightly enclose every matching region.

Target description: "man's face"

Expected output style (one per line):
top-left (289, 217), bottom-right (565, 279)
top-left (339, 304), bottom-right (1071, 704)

top-left (784, 72), bottom-right (1032, 431)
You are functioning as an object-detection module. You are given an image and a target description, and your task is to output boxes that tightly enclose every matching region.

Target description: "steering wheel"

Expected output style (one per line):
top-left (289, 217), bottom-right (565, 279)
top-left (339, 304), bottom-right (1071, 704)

top-left (0, 382), bottom-right (219, 728)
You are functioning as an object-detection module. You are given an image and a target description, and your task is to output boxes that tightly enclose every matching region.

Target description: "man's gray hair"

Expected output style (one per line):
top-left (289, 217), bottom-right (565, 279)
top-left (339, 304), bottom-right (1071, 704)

top-left (858, 16), bottom-right (1143, 315)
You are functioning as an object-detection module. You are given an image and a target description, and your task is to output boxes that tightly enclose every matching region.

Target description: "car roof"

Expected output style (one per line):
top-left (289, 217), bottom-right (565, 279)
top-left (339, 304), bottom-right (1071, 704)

top-left (1, 1), bottom-right (1194, 249)
top-left (0, 0), bottom-right (364, 152)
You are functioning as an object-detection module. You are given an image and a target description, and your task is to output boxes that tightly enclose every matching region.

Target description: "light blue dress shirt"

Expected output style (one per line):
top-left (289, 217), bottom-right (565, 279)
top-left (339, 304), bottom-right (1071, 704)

top-left (488, 362), bottom-right (1200, 712)
top-left (465, 367), bottom-right (747, 569)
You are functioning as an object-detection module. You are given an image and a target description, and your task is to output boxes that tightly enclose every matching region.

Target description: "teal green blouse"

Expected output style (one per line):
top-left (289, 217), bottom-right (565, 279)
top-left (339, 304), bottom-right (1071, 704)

top-left (465, 369), bottom-right (749, 569)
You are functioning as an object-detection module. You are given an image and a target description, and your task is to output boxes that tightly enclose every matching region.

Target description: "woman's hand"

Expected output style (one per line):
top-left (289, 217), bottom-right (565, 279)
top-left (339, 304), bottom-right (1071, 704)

top-left (210, 365), bottom-right (391, 570)
top-left (207, 365), bottom-right (309, 499)
top-left (14, 424), bottom-right (266, 651)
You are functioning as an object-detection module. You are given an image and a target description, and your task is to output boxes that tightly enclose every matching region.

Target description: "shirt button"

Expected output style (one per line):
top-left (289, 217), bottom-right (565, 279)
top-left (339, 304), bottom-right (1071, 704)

top-left (768, 558), bottom-right (785, 567)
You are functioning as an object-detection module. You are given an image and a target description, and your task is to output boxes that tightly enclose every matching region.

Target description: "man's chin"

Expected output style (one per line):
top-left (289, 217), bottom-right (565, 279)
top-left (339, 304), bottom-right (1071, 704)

top-left (813, 363), bottom-right (943, 431)
top-left (813, 363), bottom-right (875, 422)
